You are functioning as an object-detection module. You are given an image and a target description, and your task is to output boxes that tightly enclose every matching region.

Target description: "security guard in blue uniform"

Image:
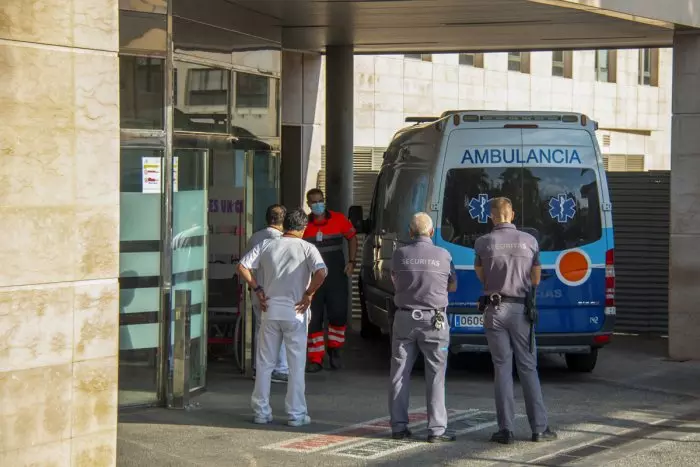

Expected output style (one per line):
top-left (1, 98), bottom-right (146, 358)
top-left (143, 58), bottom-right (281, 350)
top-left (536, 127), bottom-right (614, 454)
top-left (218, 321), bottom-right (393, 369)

top-left (389, 212), bottom-right (457, 443)
top-left (474, 197), bottom-right (557, 444)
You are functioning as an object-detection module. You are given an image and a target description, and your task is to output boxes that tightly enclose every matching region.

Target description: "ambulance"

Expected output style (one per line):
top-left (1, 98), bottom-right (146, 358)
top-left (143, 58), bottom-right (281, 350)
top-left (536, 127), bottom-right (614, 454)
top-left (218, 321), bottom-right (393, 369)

top-left (349, 111), bottom-right (615, 372)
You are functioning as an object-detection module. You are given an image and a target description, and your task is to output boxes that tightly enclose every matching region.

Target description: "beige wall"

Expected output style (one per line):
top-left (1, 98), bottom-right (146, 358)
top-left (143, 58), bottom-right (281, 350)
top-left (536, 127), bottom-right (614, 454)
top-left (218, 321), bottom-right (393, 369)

top-left (307, 48), bottom-right (673, 189)
top-left (0, 1), bottom-right (120, 465)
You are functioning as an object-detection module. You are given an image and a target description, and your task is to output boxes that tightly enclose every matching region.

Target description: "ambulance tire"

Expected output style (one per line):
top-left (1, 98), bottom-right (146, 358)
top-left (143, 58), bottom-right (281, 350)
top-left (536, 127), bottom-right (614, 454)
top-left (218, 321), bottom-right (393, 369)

top-left (565, 348), bottom-right (598, 373)
top-left (359, 279), bottom-right (382, 340)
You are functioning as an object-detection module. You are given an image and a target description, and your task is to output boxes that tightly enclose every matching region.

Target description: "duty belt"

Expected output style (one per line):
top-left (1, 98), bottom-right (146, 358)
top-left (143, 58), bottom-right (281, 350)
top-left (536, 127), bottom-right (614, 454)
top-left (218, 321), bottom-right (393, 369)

top-left (484, 294), bottom-right (525, 304)
top-left (399, 308), bottom-right (447, 330)
top-left (477, 293), bottom-right (525, 312)
top-left (399, 307), bottom-right (446, 314)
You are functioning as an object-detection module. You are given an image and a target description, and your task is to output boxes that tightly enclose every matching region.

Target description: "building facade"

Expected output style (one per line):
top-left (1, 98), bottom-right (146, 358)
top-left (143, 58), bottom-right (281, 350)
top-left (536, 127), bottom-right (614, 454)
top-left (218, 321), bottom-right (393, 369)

top-left (1, 0), bottom-right (697, 465)
top-left (308, 49), bottom-right (673, 194)
top-left (1, 1), bottom-right (283, 464)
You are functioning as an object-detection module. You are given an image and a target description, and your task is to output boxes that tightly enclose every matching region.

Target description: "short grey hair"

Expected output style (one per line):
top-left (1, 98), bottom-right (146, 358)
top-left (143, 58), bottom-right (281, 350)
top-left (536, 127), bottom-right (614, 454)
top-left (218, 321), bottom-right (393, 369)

top-left (409, 212), bottom-right (433, 237)
top-left (283, 209), bottom-right (309, 232)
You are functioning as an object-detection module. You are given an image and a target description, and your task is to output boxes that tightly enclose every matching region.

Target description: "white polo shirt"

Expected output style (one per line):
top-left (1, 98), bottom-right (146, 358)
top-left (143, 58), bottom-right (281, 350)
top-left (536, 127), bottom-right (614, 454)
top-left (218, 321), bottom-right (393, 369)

top-left (240, 236), bottom-right (327, 322)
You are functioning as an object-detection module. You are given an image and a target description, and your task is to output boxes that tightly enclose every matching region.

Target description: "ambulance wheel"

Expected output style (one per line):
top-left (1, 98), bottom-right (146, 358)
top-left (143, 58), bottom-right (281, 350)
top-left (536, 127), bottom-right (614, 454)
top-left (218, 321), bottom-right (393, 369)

top-left (359, 280), bottom-right (382, 340)
top-left (566, 348), bottom-right (598, 373)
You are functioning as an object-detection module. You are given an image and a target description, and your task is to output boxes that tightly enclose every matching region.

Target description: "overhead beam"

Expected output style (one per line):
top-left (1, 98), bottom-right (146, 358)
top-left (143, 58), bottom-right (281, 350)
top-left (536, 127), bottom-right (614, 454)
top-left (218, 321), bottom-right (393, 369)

top-left (529, 0), bottom-right (699, 29)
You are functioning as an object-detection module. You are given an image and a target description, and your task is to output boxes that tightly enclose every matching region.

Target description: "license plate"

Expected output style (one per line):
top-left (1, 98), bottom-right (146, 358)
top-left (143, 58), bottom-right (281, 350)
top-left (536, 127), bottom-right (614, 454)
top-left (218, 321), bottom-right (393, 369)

top-left (455, 314), bottom-right (484, 328)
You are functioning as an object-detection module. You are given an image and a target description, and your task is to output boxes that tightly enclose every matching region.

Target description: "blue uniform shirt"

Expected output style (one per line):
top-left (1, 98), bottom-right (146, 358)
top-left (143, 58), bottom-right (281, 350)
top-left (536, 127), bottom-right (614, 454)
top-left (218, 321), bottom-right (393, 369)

top-left (391, 237), bottom-right (456, 310)
top-left (474, 223), bottom-right (540, 298)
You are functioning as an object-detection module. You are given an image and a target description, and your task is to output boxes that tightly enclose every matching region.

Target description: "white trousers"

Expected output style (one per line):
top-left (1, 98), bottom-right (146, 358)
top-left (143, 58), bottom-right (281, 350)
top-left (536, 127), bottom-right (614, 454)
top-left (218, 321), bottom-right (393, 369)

top-left (251, 318), bottom-right (308, 421)
top-left (253, 304), bottom-right (288, 374)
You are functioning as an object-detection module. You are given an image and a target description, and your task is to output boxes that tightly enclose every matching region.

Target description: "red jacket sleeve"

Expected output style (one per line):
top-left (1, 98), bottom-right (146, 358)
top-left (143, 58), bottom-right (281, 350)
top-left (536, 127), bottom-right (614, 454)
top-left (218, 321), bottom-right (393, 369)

top-left (339, 214), bottom-right (357, 240)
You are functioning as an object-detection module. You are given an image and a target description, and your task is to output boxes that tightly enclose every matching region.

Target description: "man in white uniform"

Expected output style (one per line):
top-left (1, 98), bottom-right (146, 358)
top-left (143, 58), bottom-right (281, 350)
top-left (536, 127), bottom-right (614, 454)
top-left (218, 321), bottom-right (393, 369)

top-left (238, 209), bottom-right (327, 426)
top-left (245, 204), bottom-right (288, 383)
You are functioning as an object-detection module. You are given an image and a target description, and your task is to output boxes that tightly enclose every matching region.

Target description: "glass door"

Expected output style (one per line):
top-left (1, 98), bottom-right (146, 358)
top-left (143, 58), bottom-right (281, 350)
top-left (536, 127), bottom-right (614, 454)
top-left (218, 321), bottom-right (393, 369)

top-left (171, 148), bottom-right (209, 398)
top-left (118, 147), bottom-right (164, 406)
top-left (252, 150), bottom-right (280, 232)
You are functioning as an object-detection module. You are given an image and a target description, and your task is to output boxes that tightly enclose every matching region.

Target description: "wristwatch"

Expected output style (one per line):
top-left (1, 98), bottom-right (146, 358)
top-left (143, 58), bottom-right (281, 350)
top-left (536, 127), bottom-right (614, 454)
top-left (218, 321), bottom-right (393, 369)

top-left (253, 285), bottom-right (263, 293)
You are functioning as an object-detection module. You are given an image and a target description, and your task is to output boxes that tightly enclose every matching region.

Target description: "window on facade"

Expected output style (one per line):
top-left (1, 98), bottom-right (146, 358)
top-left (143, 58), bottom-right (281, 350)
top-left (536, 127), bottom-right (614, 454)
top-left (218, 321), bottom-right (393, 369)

top-left (551, 50), bottom-right (573, 78)
top-left (508, 52), bottom-right (530, 73)
top-left (638, 48), bottom-right (658, 86)
top-left (595, 50), bottom-right (617, 83)
top-left (175, 63), bottom-right (229, 133)
top-left (235, 72), bottom-right (270, 109)
top-left (459, 53), bottom-right (484, 68)
top-left (404, 53), bottom-right (432, 62)
top-left (552, 51), bottom-right (565, 76)
top-left (119, 56), bottom-right (164, 129)
top-left (187, 68), bottom-right (229, 106)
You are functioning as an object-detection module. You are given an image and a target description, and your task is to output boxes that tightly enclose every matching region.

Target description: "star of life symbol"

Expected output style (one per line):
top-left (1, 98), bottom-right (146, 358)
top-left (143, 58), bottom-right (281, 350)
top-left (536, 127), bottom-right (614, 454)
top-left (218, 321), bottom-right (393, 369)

top-left (549, 194), bottom-right (576, 223)
top-left (467, 194), bottom-right (491, 224)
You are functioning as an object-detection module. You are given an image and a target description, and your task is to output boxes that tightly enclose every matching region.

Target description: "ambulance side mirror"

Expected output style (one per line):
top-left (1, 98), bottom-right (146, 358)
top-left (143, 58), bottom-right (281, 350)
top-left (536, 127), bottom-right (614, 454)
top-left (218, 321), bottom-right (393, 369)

top-left (348, 205), bottom-right (367, 234)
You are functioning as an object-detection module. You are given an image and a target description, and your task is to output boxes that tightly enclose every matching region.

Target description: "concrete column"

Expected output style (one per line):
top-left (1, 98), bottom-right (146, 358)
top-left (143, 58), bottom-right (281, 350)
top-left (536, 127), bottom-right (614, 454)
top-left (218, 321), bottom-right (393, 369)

top-left (669, 31), bottom-right (700, 360)
top-left (325, 45), bottom-right (354, 214)
top-left (281, 51), bottom-right (323, 209)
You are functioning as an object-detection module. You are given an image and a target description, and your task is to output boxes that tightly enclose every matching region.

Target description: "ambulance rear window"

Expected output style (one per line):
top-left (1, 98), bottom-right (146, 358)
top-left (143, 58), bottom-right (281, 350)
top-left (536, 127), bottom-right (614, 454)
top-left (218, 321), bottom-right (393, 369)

top-left (440, 167), bottom-right (602, 251)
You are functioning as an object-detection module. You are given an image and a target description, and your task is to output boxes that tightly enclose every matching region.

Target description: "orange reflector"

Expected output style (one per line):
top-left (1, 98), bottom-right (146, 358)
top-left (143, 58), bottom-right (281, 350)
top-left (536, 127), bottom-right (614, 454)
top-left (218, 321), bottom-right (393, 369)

top-left (581, 114), bottom-right (588, 126)
top-left (453, 114), bottom-right (460, 126)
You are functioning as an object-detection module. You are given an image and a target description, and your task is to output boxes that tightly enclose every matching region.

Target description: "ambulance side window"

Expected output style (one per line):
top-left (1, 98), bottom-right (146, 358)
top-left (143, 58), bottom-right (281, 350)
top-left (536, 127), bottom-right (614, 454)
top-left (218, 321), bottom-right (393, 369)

top-left (369, 171), bottom-right (386, 232)
top-left (382, 168), bottom-right (430, 242)
top-left (376, 167), bottom-right (395, 235)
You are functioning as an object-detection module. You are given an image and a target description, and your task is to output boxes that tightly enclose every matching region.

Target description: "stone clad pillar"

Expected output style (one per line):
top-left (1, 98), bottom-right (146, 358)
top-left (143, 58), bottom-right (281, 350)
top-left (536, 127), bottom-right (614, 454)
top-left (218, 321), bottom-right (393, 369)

top-left (669, 31), bottom-right (700, 360)
top-left (0, 1), bottom-right (120, 465)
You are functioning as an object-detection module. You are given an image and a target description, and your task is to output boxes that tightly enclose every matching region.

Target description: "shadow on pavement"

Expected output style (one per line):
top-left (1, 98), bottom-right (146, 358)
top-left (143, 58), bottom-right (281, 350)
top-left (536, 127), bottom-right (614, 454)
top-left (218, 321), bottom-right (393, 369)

top-left (118, 328), bottom-right (700, 467)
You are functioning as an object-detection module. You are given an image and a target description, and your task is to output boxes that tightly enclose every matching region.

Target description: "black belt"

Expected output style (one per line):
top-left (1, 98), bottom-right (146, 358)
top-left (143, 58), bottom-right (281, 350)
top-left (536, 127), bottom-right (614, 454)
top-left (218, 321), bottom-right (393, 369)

top-left (399, 307), bottom-right (445, 313)
top-left (498, 296), bottom-right (526, 304)
top-left (480, 295), bottom-right (526, 305)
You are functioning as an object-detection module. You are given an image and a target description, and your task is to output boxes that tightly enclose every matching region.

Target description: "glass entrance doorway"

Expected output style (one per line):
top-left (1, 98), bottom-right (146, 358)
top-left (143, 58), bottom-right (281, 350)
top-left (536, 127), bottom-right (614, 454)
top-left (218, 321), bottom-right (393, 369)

top-left (118, 131), bottom-right (280, 407)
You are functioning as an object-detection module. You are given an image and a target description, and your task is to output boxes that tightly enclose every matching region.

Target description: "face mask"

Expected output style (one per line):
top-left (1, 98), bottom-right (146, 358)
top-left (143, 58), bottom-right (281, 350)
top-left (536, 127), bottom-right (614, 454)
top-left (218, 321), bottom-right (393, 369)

top-left (311, 202), bottom-right (325, 215)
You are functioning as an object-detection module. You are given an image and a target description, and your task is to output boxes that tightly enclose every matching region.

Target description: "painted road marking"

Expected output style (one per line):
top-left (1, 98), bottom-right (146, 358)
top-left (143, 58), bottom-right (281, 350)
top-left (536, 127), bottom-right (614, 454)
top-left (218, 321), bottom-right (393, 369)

top-left (330, 411), bottom-right (524, 460)
top-left (262, 408), bottom-right (474, 454)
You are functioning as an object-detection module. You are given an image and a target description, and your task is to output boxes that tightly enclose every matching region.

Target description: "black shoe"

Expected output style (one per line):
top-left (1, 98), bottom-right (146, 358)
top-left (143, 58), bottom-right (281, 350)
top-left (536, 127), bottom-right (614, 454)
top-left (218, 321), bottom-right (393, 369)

top-left (391, 429), bottom-right (412, 440)
top-left (328, 348), bottom-right (343, 370)
top-left (532, 427), bottom-right (558, 442)
top-left (427, 433), bottom-right (456, 443)
top-left (490, 429), bottom-right (515, 445)
top-left (306, 362), bottom-right (323, 373)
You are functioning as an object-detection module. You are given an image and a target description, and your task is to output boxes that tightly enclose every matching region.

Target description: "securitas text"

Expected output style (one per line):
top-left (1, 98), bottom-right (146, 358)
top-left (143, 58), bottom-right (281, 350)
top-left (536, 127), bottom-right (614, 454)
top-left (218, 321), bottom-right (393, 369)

top-left (401, 258), bottom-right (441, 267)
top-left (461, 148), bottom-right (582, 165)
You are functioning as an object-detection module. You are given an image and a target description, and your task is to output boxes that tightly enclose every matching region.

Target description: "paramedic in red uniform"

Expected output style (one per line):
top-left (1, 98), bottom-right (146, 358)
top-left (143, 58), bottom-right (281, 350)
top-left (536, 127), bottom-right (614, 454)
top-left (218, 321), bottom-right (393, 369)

top-left (303, 188), bottom-right (358, 372)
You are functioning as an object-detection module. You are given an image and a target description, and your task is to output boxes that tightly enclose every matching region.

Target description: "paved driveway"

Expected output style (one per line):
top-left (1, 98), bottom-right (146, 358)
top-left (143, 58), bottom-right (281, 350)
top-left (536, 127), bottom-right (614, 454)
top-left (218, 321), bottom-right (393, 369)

top-left (118, 331), bottom-right (700, 467)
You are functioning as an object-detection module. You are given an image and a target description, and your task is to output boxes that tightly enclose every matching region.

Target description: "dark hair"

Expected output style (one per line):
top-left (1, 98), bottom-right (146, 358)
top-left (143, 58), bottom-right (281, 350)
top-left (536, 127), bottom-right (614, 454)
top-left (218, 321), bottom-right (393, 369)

top-left (306, 188), bottom-right (324, 201)
top-left (284, 209), bottom-right (309, 232)
top-left (265, 204), bottom-right (286, 226)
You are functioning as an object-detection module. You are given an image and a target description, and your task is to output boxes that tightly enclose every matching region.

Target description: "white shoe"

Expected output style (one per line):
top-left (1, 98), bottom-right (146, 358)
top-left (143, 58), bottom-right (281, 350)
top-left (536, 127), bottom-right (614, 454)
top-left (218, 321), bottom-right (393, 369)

top-left (288, 415), bottom-right (311, 427)
top-left (253, 414), bottom-right (273, 424)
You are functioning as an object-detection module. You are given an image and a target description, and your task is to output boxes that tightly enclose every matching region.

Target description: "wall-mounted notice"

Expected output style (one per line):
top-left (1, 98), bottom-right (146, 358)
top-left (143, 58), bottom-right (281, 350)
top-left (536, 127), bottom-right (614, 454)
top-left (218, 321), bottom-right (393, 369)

top-left (142, 157), bottom-right (162, 193)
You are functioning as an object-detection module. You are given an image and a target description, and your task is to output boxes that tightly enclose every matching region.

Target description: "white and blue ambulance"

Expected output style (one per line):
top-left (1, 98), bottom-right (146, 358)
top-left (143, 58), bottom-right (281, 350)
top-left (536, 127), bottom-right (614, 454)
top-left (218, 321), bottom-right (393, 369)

top-left (350, 111), bottom-right (615, 372)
